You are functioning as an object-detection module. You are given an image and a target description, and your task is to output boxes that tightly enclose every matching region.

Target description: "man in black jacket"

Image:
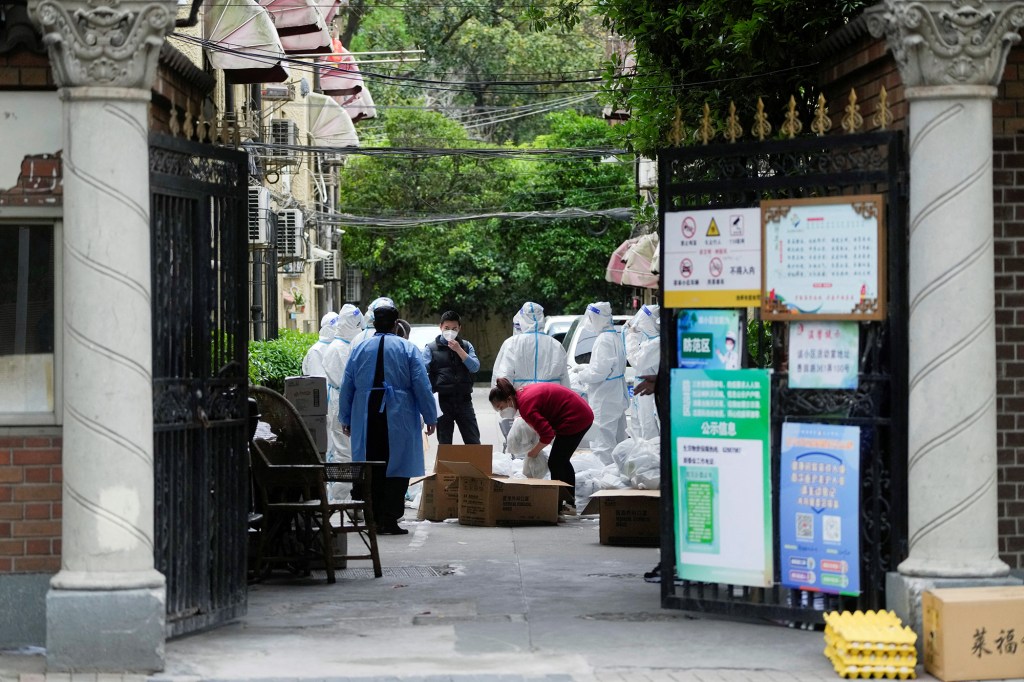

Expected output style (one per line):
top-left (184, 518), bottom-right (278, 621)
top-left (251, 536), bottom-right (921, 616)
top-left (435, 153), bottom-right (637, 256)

top-left (420, 310), bottom-right (481, 445)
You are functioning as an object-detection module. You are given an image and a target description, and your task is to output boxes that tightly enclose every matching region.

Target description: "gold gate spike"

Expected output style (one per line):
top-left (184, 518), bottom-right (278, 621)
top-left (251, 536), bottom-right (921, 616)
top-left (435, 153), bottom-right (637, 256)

top-left (873, 86), bottom-right (894, 130)
top-left (169, 93), bottom-right (181, 138)
top-left (781, 95), bottom-right (802, 139)
top-left (183, 101), bottom-right (196, 141)
top-left (752, 97), bottom-right (772, 141)
top-left (812, 92), bottom-right (832, 136)
top-left (725, 101), bottom-right (743, 142)
top-left (670, 106), bottom-right (685, 147)
top-left (699, 102), bottom-right (716, 145)
top-left (842, 88), bottom-right (864, 134)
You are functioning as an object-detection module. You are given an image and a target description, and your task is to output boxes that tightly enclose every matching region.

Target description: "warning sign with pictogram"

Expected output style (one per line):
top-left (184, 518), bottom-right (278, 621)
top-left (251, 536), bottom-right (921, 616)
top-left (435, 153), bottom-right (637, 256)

top-left (662, 208), bottom-right (762, 309)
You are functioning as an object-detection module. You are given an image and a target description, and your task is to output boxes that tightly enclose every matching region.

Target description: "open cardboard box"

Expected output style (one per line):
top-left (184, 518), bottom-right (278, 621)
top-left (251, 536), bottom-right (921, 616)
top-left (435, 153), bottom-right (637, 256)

top-left (582, 489), bottom-right (660, 546)
top-left (413, 444), bottom-right (493, 522)
top-left (442, 460), bottom-right (569, 526)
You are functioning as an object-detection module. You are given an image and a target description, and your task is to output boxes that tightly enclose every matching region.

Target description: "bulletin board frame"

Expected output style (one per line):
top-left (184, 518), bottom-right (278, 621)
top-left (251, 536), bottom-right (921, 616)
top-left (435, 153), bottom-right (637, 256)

top-left (761, 195), bottom-right (886, 322)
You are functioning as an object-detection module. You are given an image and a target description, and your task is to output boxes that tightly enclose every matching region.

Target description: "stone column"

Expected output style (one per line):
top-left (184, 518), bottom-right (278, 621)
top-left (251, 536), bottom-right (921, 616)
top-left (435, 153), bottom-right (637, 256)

top-left (866, 0), bottom-right (1022, 628)
top-left (27, 0), bottom-right (177, 671)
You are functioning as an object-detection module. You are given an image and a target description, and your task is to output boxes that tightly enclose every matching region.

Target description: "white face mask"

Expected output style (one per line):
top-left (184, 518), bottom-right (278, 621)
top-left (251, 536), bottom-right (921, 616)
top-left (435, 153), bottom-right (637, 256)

top-left (499, 407), bottom-right (516, 419)
top-left (441, 329), bottom-right (458, 342)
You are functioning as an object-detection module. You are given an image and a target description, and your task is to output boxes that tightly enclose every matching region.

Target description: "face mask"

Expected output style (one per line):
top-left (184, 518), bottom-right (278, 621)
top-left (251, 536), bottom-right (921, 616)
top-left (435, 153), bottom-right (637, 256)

top-left (499, 407), bottom-right (516, 419)
top-left (442, 329), bottom-right (458, 342)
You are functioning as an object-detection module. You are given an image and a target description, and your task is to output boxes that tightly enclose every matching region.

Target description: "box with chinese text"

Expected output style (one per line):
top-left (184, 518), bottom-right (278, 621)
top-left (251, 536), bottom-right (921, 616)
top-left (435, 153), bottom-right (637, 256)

top-left (284, 375), bottom-right (328, 416)
top-left (443, 460), bottom-right (569, 526)
top-left (923, 586), bottom-right (1024, 681)
top-left (582, 489), bottom-right (660, 546)
top-left (413, 445), bottom-right (492, 522)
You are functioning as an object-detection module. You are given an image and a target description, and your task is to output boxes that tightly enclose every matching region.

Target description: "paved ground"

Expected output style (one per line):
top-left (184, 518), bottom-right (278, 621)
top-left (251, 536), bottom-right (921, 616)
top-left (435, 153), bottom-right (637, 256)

top-left (0, 387), bottom-right (950, 681)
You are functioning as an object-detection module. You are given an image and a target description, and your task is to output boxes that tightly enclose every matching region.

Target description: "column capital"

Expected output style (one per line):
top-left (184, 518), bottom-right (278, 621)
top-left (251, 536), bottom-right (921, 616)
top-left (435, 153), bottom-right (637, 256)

top-left (28, 0), bottom-right (177, 90)
top-left (866, 0), bottom-right (1024, 88)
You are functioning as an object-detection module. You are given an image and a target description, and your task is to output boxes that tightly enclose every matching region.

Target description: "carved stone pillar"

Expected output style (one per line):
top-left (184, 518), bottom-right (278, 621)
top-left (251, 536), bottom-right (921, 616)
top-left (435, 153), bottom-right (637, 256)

top-left (866, 0), bottom-right (1022, 634)
top-left (27, 0), bottom-right (177, 671)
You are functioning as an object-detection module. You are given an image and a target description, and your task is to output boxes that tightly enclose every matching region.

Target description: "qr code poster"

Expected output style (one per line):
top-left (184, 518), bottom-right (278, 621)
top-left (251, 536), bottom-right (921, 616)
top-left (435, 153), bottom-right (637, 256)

top-left (779, 422), bottom-right (861, 596)
top-left (796, 513), bottom-right (814, 541)
top-left (823, 515), bottom-right (842, 543)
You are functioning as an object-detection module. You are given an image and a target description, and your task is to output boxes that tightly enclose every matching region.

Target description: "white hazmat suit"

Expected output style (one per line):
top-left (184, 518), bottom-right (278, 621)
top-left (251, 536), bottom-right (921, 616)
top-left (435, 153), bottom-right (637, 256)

top-left (571, 302), bottom-right (628, 464)
top-left (301, 311), bottom-right (339, 377)
top-left (322, 304), bottom-right (363, 501)
top-left (351, 296), bottom-right (395, 348)
top-left (492, 302), bottom-right (571, 389)
top-left (624, 304), bottom-right (660, 440)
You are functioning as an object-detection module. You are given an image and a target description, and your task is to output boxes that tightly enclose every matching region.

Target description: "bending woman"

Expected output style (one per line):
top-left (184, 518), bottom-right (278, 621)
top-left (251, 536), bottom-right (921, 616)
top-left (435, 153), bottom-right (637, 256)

top-left (489, 378), bottom-right (594, 510)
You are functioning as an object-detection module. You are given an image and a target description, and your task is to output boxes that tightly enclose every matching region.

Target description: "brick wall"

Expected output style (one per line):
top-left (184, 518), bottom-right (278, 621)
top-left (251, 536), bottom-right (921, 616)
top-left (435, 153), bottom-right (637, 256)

top-left (994, 136), bottom-right (1024, 569)
top-left (0, 50), bottom-right (57, 90)
top-left (0, 436), bottom-right (62, 573)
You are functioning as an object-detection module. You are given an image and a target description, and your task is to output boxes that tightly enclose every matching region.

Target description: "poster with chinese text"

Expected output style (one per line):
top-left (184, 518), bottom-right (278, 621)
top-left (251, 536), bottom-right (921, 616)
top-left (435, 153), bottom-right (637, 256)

top-left (676, 309), bottom-right (742, 370)
top-left (780, 422), bottom-right (861, 596)
top-left (671, 368), bottom-right (773, 587)
top-left (788, 321), bottom-right (859, 389)
top-left (664, 208), bottom-right (762, 309)
top-left (762, 195), bottom-right (885, 321)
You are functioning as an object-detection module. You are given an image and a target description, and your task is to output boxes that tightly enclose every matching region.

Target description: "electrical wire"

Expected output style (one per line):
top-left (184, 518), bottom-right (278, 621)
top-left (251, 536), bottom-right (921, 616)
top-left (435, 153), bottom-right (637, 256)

top-left (316, 206), bottom-right (633, 229)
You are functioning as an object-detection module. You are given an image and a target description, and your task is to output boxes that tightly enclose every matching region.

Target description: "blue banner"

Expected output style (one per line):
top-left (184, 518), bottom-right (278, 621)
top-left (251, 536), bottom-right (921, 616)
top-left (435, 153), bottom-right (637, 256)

top-left (779, 422), bottom-right (860, 596)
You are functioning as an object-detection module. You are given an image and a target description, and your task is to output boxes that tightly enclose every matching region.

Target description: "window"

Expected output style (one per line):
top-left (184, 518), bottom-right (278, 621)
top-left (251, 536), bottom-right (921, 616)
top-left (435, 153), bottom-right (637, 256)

top-left (0, 221), bottom-right (61, 424)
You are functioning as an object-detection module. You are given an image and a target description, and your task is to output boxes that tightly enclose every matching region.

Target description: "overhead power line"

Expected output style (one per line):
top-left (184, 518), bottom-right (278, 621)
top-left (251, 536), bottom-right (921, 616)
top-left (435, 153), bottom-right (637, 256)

top-left (317, 206), bottom-right (634, 230)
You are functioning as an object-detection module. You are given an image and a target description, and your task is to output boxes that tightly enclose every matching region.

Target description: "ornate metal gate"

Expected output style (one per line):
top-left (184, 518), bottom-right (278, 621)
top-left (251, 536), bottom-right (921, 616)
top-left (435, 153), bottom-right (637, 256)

top-left (658, 129), bottom-right (909, 623)
top-left (150, 133), bottom-right (250, 636)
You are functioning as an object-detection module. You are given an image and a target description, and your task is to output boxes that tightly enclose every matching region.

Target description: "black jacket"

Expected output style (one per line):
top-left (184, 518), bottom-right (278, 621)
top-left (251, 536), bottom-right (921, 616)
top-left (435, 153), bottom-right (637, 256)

top-left (426, 337), bottom-right (476, 396)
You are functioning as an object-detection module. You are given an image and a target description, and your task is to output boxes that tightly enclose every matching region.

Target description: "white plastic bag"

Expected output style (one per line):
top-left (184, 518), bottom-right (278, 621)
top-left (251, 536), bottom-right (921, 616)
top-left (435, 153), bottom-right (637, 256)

top-left (522, 451), bottom-right (550, 479)
top-left (506, 417), bottom-right (540, 457)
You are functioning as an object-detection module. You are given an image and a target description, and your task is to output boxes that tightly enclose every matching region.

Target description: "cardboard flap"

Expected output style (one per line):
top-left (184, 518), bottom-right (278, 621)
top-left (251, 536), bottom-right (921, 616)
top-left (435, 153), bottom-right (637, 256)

top-left (440, 460), bottom-right (490, 479)
top-left (583, 488), bottom-right (660, 515)
top-left (501, 477), bottom-right (570, 487)
top-left (435, 444), bottom-right (493, 475)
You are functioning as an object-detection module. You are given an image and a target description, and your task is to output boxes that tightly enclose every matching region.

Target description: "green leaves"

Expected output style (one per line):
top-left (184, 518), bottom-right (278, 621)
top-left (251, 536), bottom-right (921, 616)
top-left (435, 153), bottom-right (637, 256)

top-left (248, 330), bottom-right (318, 391)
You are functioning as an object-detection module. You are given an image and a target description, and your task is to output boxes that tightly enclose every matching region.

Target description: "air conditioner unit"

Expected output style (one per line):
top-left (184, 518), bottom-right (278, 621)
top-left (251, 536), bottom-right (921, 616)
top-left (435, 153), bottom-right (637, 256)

top-left (276, 209), bottom-right (304, 258)
top-left (260, 84), bottom-right (294, 101)
top-left (322, 250), bottom-right (340, 280)
top-left (638, 157), bottom-right (657, 190)
top-left (247, 186), bottom-right (271, 244)
top-left (268, 119), bottom-right (299, 157)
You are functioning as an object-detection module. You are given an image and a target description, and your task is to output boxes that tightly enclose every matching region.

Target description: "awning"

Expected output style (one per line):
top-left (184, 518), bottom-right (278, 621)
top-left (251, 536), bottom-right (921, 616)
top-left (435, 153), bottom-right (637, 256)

top-left (257, 0), bottom-right (325, 36)
top-left (319, 39), bottom-right (362, 96)
top-left (280, 24), bottom-right (332, 54)
top-left (204, 0), bottom-right (289, 84)
top-left (335, 85), bottom-right (376, 122)
top-left (307, 93), bottom-right (359, 148)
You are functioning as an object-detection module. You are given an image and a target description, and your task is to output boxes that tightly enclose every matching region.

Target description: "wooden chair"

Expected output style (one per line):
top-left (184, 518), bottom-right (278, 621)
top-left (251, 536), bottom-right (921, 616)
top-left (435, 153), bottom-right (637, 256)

top-left (248, 386), bottom-right (382, 582)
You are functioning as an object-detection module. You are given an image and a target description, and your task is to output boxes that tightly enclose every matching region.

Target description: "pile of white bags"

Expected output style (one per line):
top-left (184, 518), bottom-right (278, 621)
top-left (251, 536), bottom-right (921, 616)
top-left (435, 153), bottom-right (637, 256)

top-left (571, 436), bottom-right (661, 512)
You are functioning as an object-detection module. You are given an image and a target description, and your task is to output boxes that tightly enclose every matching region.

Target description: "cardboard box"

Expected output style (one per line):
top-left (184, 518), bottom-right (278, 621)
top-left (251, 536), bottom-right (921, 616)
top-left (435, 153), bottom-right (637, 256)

top-left (922, 585), bottom-right (1024, 681)
top-left (413, 445), bottom-right (493, 522)
top-left (301, 414), bottom-right (328, 454)
top-left (582, 489), bottom-right (660, 546)
top-left (284, 375), bottom-right (328, 416)
top-left (443, 461), bottom-right (569, 526)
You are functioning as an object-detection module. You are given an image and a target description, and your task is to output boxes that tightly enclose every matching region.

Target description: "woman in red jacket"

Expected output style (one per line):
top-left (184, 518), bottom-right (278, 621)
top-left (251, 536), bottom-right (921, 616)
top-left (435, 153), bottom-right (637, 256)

top-left (489, 378), bottom-right (594, 509)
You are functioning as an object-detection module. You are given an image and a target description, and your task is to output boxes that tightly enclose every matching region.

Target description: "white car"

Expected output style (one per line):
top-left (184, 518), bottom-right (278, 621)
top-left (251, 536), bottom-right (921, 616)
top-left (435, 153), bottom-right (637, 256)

top-left (542, 315), bottom-right (577, 345)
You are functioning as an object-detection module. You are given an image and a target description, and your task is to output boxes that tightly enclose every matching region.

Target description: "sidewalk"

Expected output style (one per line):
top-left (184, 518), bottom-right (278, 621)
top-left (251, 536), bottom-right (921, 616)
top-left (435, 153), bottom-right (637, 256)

top-left (1, 513), bottom-right (939, 681)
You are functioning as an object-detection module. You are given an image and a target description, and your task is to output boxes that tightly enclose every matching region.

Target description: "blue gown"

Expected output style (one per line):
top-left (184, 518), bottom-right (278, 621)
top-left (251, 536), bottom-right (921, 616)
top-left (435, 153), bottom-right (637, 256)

top-left (338, 333), bottom-right (437, 478)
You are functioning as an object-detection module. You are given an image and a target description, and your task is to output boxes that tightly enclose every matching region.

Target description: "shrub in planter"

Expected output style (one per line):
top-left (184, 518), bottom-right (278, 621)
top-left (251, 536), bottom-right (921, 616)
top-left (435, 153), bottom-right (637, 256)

top-left (248, 329), bottom-right (318, 393)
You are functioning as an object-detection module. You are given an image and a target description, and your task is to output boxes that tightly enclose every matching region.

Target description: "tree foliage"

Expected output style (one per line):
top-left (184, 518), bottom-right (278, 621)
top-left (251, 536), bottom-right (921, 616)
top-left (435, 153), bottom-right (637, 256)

top-left (527, 0), bottom-right (871, 155)
top-left (339, 110), bottom-right (634, 319)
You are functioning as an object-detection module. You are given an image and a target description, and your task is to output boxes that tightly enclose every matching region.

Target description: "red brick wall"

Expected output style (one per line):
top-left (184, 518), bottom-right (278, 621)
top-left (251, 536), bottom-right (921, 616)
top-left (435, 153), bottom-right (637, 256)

top-left (0, 436), bottom-right (62, 573)
top-left (0, 50), bottom-right (57, 90)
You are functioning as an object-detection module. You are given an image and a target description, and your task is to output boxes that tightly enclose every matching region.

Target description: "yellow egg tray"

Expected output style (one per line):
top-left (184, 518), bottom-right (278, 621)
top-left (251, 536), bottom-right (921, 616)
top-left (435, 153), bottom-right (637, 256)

top-left (823, 610), bottom-right (918, 679)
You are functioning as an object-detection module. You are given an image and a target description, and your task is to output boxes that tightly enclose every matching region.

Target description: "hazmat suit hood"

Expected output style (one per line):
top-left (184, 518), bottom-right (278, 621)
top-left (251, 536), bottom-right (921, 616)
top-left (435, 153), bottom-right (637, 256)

top-left (582, 301), bottom-right (613, 333)
top-left (518, 302), bottom-right (544, 333)
top-left (363, 296), bottom-right (395, 328)
top-left (318, 311), bottom-right (339, 342)
top-left (635, 304), bottom-right (660, 337)
top-left (335, 304), bottom-right (363, 341)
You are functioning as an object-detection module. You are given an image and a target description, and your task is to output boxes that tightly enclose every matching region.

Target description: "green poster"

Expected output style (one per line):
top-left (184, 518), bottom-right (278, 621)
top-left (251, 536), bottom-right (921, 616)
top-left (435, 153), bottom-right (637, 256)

top-left (671, 368), bottom-right (773, 587)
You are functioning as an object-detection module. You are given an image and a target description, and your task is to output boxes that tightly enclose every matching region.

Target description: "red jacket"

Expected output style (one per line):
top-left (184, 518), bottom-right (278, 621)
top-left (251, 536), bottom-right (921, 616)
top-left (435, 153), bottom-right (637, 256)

top-left (517, 383), bottom-right (594, 444)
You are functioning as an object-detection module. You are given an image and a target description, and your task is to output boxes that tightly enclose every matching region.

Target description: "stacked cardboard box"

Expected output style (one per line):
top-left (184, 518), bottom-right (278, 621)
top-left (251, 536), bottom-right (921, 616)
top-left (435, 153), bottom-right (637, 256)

top-left (823, 609), bottom-right (917, 679)
top-left (284, 376), bottom-right (328, 454)
top-left (443, 460), bottom-right (569, 526)
top-left (922, 586), bottom-right (1024, 682)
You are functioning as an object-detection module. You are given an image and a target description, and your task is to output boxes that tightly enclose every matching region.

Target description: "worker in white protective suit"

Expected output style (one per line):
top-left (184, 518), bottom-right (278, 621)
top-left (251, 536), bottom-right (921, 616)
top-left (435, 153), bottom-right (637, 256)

top-left (570, 302), bottom-right (628, 464)
top-left (492, 302), bottom-right (571, 389)
top-left (301, 311), bottom-right (339, 376)
top-left (351, 296), bottom-right (395, 348)
top-left (624, 304), bottom-right (660, 441)
top-left (491, 310), bottom-right (525, 453)
top-left (322, 304), bottom-right (363, 501)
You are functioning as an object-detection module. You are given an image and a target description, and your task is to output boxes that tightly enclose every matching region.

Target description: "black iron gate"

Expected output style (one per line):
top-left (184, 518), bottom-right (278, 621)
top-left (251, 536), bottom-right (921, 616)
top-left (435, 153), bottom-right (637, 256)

top-left (658, 130), bottom-right (909, 623)
top-left (150, 133), bottom-right (250, 636)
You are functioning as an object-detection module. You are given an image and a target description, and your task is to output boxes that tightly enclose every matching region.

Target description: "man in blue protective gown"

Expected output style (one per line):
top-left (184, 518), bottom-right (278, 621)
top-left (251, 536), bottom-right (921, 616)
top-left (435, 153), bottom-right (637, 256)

top-left (339, 305), bottom-right (437, 535)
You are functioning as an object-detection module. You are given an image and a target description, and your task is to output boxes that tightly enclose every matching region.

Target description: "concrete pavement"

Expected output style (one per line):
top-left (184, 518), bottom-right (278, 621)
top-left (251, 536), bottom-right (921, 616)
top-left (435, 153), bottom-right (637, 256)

top-left (0, 387), bottom-right (945, 681)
